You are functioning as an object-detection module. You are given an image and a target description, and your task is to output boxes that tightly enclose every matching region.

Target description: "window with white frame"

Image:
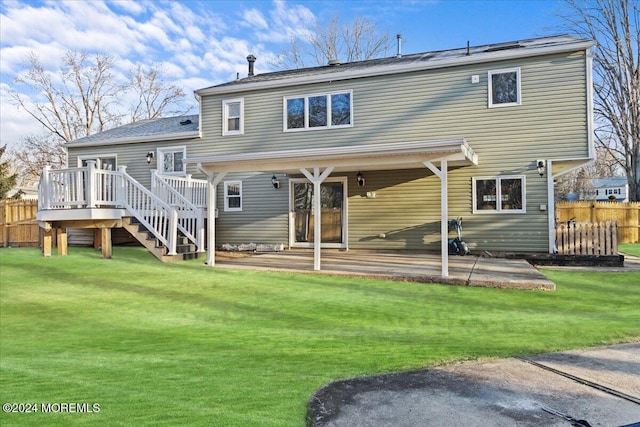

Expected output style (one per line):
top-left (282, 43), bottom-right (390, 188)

top-left (158, 147), bottom-right (185, 175)
top-left (284, 91), bottom-right (352, 131)
top-left (224, 181), bottom-right (242, 211)
top-left (488, 68), bottom-right (521, 108)
top-left (223, 98), bottom-right (244, 135)
top-left (473, 176), bottom-right (526, 213)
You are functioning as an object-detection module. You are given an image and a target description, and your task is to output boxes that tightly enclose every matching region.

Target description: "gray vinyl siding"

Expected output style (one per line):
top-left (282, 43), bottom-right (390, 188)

top-left (67, 137), bottom-right (205, 188)
top-left (198, 52), bottom-right (589, 160)
top-left (66, 49), bottom-right (589, 253)
top-left (214, 172), bottom-right (289, 246)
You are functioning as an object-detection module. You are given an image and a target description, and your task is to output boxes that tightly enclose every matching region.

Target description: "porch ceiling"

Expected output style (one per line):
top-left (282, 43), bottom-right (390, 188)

top-left (185, 138), bottom-right (478, 174)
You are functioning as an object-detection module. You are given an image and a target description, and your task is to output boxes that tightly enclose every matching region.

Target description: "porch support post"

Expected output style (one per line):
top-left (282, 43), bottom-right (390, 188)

top-left (546, 160), bottom-right (555, 253)
top-left (202, 167), bottom-right (227, 267)
top-left (300, 166), bottom-right (334, 271)
top-left (424, 160), bottom-right (449, 277)
top-left (56, 227), bottom-right (68, 256)
top-left (101, 227), bottom-right (112, 259)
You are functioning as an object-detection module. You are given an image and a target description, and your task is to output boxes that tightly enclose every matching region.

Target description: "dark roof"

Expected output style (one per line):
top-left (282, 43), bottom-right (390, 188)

top-left (204, 35), bottom-right (591, 91)
top-left (66, 115), bottom-right (199, 146)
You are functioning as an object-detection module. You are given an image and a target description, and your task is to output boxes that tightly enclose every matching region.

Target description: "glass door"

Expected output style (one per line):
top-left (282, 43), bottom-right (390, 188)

top-left (290, 178), bottom-right (346, 247)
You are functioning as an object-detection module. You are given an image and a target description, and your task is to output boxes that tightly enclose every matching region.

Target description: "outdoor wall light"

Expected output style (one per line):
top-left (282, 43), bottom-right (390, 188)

top-left (146, 151), bottom-right (154, 164)
top-left (271, 174), bottom-right (280, 189)
top-left (356, 172), bottom-right (365, 187)
top-left (536, 160), bottom-right (545, 177)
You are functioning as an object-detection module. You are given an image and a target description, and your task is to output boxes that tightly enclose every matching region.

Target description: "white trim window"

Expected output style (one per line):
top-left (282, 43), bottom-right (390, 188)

top-left (158, 146), bottom-right (186, 175)
top-left (224, 181), bottom-right (242, 212)
top-left (284, 90), bottom-right (352, 131)
top-left (222, 98), bottom-right (244, 135)
top-left (78, 155), bottom-right (117, 170)
top-left (473, 176), bottom-right (526, 213)
top-left (488, 68), bottom-right (521, 108)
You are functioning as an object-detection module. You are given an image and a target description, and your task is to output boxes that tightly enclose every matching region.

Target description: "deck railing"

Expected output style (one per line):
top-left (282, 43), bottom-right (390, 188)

top-left (151, 171), bottom-right (204, 252)
top-left (154, 172), bottom-right (207, 208)
top-left (120, 169), bottom-right (177, 255)
top-left (37, 162), bottom-right (212, 256)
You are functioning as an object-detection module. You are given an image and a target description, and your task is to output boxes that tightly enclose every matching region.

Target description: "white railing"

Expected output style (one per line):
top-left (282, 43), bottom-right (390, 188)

top-left (153, 172), bottom-right (207, 208)
top-left (151, 171), bottom-right (204, 252)
top-left (38, 162), bottom-right (209, 257)
top-left (38, 165), bottom-right (87, 209)
top-left (120, 169), bottom-right (178, 255)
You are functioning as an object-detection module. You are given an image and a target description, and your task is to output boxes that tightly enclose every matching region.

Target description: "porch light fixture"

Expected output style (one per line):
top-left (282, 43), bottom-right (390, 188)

top-left (146, 151), bottom-right (154, 164)
top-left (356, 172), bottom-right (365, 187)
top-left (536, 160), bottom-right (545, 177)
top-left (271, 174), bottom-right (280, 189)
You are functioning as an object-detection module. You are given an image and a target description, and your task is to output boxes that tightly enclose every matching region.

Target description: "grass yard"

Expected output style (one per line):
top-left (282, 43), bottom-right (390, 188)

top-left (1, 247), bottom-right (639, 426)
top-left (619, 243), bottom-right (640, 257)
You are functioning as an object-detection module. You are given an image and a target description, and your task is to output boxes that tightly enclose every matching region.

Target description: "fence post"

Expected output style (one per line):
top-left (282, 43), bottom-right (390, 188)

top-left (167, 209), bottom-right (178, 256)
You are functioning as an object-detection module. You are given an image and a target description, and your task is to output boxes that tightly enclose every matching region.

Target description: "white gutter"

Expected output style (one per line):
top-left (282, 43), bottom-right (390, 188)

top-left (197, 40), bottom-right (594, 96)
top-left (65, 131), bottom-right (201, 148)
top-left (185, 138), bottom-right (475, 166)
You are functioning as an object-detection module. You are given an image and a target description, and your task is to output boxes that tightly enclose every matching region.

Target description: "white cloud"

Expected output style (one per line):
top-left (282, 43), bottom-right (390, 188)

top-left (242, 8), bottom-right (269, 30)
top-left (0, 0), bottom-right (312, 142)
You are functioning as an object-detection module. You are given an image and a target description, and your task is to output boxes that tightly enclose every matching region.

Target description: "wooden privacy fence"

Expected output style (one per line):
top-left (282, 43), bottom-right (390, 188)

top-left (556, 201), bottom-right (639, 243)
top-left (555, 221), bottom-right (618, 255)
top-left (0, 199), bottom-right (40, 247)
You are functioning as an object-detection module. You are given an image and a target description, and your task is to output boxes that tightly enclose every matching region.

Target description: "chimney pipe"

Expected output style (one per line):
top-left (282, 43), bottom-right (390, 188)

top-left (246, 54), bottom-right (256, 77)
top-left (396, 34), bottom-right (402, 58)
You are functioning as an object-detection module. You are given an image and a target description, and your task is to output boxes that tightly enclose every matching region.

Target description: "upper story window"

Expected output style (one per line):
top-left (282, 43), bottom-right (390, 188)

top-left (473, 176), bottom-right (526, 214)
top-left (158, 146), bottom-right (185, 175)
top-left (284, 91), bottom-right (352, 131)
top-left (223, 98), bottom-right (244, 135)
top-left (488, 68), bottom-right (521, 108)
top-left (224, 181), bottom-right (242, 212)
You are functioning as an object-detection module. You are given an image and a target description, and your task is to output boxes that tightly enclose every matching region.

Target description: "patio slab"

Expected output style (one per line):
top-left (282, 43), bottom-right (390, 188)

top-left (214, 250), bottom-right (556, 290)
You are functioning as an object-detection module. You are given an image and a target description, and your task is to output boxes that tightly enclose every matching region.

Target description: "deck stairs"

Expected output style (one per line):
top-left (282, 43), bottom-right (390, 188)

top-left (122, 217), bottom-right (199, 262)
top-left (37, 162), bottom-right (207, 263)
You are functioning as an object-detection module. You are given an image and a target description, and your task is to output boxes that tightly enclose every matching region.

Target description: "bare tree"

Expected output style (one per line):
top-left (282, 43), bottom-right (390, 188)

top-left (11, 51), bottom-right (121, 143)
top-left (9, 50), bottom-right (191, 183)
top-left (275, 15), bottom-right (392, 69)
top-left (561, 0), bottom-right (639, 201)
top-left (555, 146), bottom-right (625, 200)
top-left (11, 135), bottom-right (67, 186)
top-left (128, 63), bottom-right (190, 122)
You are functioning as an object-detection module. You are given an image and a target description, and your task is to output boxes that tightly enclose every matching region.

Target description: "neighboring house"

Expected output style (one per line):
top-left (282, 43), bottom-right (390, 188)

top-left (581, 177), bottom-right (629, 202)
top-left (37, 34), bottom-right (595, 276)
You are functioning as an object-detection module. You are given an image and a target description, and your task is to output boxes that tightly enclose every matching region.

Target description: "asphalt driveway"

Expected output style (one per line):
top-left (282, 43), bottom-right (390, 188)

top-left (308, 343), bottom-right (640, 427)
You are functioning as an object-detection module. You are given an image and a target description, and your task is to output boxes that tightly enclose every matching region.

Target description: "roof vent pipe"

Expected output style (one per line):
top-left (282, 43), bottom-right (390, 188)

top-left (396, 34), bottom-right (402, 58)
top-left (466, 41), bottom-right (470, 56)
top-left (246, 54), bottom-right (256, 77)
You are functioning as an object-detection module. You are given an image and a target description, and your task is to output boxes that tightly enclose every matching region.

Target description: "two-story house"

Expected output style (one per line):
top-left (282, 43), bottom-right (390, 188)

top-left (38, 35), bottom-right (595, 276)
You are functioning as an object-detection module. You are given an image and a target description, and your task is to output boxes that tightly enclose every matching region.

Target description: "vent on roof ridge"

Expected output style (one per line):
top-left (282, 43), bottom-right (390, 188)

top-left (485, 42), bottom-right (522, 52)
top-left (180, 119), bottom-right (192, 125)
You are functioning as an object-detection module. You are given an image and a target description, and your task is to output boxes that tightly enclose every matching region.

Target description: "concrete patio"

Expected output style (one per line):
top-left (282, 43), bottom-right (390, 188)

top-left (213, 250), bottom-right (557, 290)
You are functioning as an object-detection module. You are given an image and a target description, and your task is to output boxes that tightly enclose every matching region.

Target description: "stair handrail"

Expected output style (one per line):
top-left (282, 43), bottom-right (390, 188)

top-left (153, 172), bottom-right (207, 208)
top-left (118, 167), bottom-right (177, 255)
top-left (151, 171), bottom-right (204, 252)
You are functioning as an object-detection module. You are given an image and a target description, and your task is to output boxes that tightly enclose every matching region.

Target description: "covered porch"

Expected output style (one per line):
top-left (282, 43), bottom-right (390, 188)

top-left (186, 138), bottom-right (478, 277)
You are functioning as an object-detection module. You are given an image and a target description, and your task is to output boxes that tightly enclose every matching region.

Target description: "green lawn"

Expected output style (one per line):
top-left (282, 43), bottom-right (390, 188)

top-left (1, 247), bottom-right (639, 426)
top-left (619, 243), bottom-right (640, 257)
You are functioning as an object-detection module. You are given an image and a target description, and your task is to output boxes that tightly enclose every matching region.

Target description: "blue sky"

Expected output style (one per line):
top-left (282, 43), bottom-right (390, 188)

top-left (0, 0), bottom-right (565, 148)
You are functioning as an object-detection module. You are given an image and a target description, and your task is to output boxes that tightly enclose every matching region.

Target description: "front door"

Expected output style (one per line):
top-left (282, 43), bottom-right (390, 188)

top-left (290, 177), bottom-right (347, 248)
